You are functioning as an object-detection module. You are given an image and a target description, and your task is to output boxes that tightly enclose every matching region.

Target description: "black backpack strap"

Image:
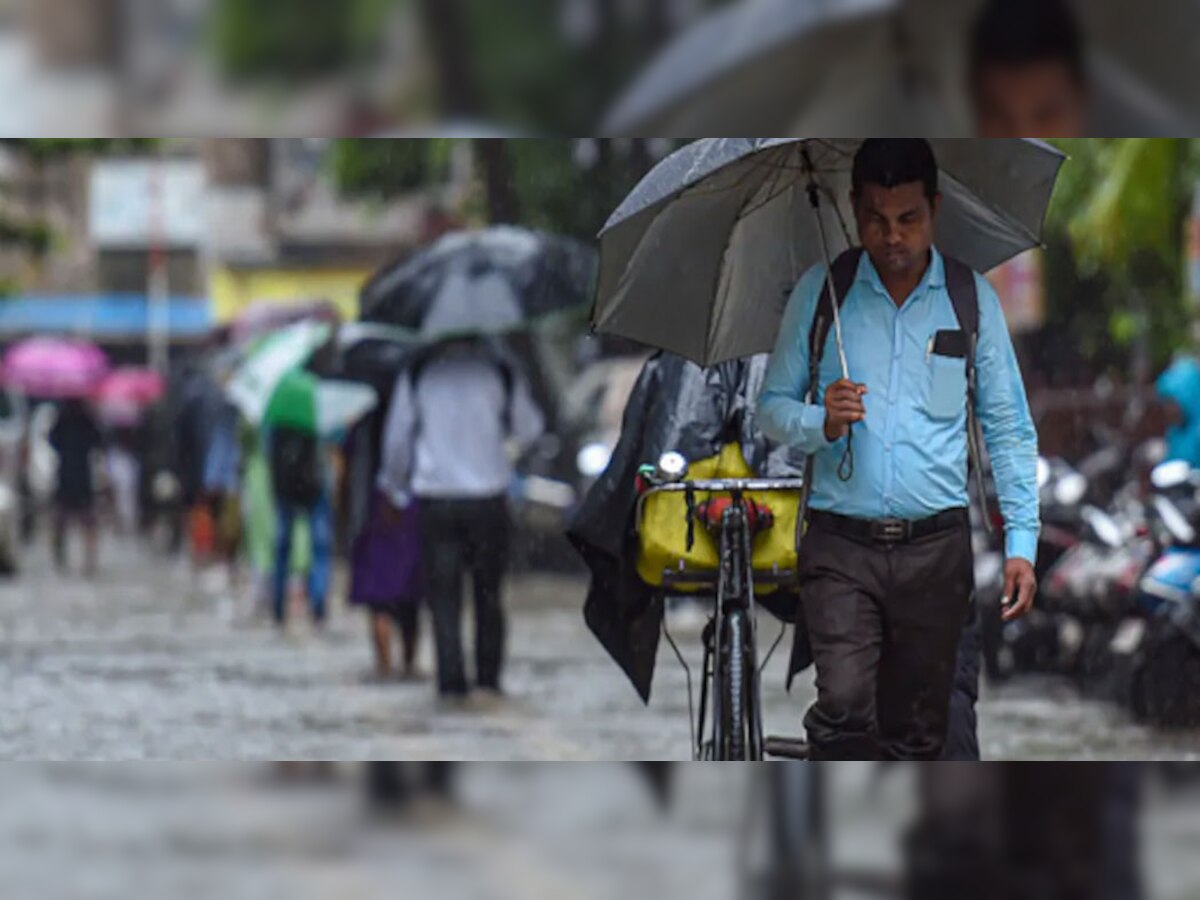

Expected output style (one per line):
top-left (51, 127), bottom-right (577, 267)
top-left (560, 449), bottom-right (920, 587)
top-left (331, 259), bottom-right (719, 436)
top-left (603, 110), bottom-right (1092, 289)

top-left (797, 248), bottom-right (863, 541)
top-left (942, 255), bottom-right (994, 534)
top-left (806, 248), bottom-right (863, 402)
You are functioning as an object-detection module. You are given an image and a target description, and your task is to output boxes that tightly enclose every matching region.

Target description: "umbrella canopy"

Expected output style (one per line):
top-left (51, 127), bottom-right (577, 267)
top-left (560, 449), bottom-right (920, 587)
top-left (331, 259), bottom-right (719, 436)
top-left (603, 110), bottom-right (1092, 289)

top-left (226, 320), bottom-right (333, 424)
top-left (360, 226), bottom-right (597, 340)
top-left (593, 138), bottom-right (1065, 367)
top-left (1, 337), bottom-right (109, 398)
top-left (603, 0), bottom-right (1200, 136)
top-left (229, 299), bottom-right (341, 344)
top-left (92, 367), bottom-right (167, 426)
top-left (263, 369), bottom-right (378, 439)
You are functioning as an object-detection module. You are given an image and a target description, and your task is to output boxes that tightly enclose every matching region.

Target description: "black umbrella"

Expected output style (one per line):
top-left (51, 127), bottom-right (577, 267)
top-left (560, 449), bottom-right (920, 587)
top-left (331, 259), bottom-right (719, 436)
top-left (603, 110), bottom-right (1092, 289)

top-left (360, 226), bottom-right (598, 337)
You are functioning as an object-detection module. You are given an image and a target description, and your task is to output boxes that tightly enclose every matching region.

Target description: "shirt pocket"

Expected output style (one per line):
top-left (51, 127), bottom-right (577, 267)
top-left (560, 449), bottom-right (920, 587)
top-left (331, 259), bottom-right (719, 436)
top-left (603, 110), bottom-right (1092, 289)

top-left (926, 352), bottom-right (967, 420)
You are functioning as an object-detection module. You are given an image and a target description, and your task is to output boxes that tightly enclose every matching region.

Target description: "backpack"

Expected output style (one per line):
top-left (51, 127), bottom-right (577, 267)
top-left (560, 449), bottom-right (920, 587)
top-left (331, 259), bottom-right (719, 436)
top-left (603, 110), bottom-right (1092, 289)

top-left (270, 426), bottom-right (323, 508)
top-left (801, 247), bottom-right (993, 532)
top-left (410, 345), bottom-right (517, 436)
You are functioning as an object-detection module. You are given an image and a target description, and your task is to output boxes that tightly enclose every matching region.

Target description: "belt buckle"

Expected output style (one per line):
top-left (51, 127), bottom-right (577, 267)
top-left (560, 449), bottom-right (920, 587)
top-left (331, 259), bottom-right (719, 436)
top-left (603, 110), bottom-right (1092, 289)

top-left (873, 519), bottom-right (909, 543)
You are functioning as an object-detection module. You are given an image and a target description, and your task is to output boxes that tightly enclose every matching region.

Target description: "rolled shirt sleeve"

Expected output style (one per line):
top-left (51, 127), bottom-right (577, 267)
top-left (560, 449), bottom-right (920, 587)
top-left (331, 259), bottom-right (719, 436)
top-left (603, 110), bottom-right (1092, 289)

top-left (758, 266), bottom-right (835, 454)
top-left (973, 274), bottom-right (1041, 564)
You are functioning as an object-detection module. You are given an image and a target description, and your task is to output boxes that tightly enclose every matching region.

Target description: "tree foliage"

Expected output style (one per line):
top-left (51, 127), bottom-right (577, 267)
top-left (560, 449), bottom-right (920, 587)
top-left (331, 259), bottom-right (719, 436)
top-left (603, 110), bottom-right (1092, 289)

top-left (1039, 138), bottom-right (1200, 377)
top-left (328, 138), bottom-right (664, 240)
top-left (327, 139), bottom-right (453, 201)
top-left (420, 0), bottom-right (735, 132)
top-left (208, 0), bottom-right (394, 83)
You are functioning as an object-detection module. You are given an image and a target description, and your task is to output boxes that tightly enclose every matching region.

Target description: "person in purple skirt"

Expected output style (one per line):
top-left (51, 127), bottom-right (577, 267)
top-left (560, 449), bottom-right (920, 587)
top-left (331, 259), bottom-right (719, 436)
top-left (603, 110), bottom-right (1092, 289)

top-left (346, 411), bottom-right (425, 681)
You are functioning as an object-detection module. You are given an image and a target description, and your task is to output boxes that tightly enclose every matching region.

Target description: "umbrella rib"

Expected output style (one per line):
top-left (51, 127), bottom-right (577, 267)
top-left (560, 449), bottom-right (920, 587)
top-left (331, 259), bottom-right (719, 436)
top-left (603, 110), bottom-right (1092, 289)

top-left (734, 148), bottom-right (799, 222)
top-left (681, 150), bottom-right (791, 201)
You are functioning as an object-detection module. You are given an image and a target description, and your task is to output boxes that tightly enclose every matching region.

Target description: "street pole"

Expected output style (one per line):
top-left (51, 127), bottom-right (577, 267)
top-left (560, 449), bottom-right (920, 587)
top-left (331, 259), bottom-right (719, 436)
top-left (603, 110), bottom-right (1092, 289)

top-left (147, 154), bottom-right (170, 377)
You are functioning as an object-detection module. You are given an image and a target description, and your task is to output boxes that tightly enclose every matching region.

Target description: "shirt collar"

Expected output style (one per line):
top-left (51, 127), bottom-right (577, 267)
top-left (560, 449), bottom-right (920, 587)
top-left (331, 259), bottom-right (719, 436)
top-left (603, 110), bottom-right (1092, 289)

top-left (855, 246), bottom-right (945, 298)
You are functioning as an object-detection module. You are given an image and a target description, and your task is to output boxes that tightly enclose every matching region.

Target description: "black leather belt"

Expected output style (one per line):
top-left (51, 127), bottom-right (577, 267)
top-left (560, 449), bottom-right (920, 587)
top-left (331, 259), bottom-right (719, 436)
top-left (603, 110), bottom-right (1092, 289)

top-left (808, 508), bottom-right (969, 545)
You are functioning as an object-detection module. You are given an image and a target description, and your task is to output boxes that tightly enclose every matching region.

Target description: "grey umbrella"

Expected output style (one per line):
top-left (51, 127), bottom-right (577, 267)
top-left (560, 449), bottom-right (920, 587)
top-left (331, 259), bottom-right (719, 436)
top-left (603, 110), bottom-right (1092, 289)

top-left (593, 138), bottom-right (1064, 367)
top-left (602, 0), bottom-right (1200, 136)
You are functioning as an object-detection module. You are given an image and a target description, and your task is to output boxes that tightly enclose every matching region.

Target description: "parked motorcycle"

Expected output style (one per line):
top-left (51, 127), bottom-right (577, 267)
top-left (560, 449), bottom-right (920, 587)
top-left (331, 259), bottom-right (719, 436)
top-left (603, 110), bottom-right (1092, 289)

top-left (980, 455), bottom-right (1096, 682)
top-left (1112, 459), bottom-right (1200, 727)
top-left (980, 444), bottom-right (1162, 687)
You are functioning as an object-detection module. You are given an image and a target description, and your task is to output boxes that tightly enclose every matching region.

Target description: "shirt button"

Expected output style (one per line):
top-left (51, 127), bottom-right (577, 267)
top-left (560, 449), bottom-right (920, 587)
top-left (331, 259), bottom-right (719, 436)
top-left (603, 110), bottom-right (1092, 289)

top-left (885, 443), bottom-right (893, 452)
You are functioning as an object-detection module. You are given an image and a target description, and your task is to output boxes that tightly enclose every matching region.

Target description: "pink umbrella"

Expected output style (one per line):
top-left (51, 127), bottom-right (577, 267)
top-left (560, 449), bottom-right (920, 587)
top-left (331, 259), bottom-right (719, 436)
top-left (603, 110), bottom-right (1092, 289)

top-left (1, 337), bottom-right (109, 399)
top-left (92, 367), bottom-right (166, 426)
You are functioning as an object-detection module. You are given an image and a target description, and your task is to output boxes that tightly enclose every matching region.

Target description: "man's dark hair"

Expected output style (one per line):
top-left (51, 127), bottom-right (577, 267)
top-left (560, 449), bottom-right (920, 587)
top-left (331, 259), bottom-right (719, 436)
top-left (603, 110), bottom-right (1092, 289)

top-left (969, 0), bottom-right (1086, 92)
top-left (851, 139), bottom-right (938, 203)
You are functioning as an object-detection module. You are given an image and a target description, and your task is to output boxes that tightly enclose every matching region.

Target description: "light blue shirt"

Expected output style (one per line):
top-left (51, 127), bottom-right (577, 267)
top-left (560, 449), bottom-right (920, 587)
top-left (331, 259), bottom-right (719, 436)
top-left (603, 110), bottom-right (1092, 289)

top-left (758, 248), bottom-right (1040, 564)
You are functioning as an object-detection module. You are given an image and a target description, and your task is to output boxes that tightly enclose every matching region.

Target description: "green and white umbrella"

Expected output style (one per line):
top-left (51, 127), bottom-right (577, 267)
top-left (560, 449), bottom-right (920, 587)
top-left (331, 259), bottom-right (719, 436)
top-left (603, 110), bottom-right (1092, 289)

top-left (263, 369), bottom-right (378, 439)
top-left (226, 320), bottom-right (333, 424)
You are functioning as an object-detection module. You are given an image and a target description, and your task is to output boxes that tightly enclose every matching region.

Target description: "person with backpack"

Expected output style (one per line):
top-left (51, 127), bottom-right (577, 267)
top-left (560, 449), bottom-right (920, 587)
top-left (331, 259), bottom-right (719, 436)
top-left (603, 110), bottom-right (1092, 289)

top-left (377, 337), bottom-right (545, 700)
top-left (757, 139), bottom-right (1040, 760)
top-left (268, 415), bottom-right (334, 628)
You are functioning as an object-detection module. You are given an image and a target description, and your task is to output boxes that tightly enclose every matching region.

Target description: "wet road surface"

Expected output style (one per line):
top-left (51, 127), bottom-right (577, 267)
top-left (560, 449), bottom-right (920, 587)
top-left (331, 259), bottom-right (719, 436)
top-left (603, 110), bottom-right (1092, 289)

top-left (4, 763), bottom-right (1200, 899)
top-left (1, 537), bottom-right (1198, 760)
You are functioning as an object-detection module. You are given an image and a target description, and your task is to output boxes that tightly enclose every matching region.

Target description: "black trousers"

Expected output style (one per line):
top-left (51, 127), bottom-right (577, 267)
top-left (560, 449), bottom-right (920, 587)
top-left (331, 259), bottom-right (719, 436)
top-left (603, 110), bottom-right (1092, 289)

top-left (942, 610), bottom-right (982, 761)
top-left (796, 514), bottom-right (973, 760)
top-left (419, 496), bottom-right (510, 696)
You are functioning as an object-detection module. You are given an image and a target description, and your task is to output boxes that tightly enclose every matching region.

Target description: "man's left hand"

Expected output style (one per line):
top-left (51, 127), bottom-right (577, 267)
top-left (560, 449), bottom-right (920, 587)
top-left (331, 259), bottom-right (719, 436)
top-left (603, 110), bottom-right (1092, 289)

top-left (1001, 558), bottom-right (1037, 621)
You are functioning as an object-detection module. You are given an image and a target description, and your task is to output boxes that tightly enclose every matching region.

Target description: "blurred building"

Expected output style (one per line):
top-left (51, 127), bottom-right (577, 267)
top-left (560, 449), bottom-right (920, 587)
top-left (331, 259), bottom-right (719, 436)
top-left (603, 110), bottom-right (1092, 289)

top-left (0, 138), bottom-right (468, 362)
top-left (201, 138), bottom-right (467, 324)
top-left (9, 0), bottom-right (426, 135)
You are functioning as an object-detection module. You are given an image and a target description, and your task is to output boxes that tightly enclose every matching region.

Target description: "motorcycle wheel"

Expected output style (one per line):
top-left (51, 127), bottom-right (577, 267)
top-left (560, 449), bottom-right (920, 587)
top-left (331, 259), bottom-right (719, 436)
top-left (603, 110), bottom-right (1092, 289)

top-left (1143, 631), bottom-right (1200, 728)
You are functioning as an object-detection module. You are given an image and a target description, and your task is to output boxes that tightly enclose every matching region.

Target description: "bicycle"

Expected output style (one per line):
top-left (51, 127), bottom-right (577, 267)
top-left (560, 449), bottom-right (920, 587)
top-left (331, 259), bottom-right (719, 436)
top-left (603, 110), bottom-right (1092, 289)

top-left (636, 456), bottom-right (808, 760)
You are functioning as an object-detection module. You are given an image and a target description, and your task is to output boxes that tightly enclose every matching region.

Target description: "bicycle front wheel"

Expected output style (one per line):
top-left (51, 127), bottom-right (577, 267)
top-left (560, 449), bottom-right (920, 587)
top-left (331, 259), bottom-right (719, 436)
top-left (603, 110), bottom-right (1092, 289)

top-left (719, 609), bottom-right (758, 760)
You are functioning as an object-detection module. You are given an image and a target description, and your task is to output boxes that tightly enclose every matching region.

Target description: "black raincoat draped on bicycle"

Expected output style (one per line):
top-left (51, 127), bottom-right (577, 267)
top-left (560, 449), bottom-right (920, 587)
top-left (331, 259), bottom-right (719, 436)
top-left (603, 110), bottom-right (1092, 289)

top-left (567, 352), bottom-right (807, 701)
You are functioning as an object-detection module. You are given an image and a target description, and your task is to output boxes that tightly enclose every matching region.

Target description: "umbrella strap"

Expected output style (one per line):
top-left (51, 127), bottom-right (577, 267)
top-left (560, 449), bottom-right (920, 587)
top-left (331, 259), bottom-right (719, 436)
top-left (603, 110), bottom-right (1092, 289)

top-left (837, 430), bottom-right (855, 483)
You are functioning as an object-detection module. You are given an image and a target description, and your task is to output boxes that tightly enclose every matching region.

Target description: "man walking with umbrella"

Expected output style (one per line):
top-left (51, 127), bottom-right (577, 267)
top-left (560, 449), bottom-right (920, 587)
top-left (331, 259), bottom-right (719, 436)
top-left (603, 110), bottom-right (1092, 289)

top-left (358, 228), bottom-right (589, 701)
top-left (758, 139), bottom-right (1040, 760)
top-left (377, 336), bottom-right (544, 701)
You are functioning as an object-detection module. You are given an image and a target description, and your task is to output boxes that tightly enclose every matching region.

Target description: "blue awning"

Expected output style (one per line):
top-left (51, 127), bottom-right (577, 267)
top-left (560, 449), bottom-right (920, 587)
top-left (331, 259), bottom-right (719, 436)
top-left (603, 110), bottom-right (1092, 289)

top-left (0, 294), bottom-right (212, 340)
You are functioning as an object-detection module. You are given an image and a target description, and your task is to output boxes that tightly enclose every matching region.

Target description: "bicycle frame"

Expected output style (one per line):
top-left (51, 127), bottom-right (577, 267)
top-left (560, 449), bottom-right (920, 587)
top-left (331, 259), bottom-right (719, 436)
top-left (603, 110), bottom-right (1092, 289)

top-left (646, 477), bottom-right (805, 760)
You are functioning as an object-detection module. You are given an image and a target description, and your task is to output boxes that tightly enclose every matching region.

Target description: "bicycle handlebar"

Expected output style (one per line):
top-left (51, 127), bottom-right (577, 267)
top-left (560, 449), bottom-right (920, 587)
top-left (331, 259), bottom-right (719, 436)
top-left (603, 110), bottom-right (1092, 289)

top-left (635, 477), bottom-right (807, 533)
top-left (642, 477), bottom-right (807, 495)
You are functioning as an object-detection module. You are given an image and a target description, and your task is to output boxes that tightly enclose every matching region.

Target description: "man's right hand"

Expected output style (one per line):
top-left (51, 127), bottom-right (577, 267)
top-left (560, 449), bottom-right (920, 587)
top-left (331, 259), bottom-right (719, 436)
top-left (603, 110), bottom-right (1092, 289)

top-left (823, 379), bottom-right (867, 442)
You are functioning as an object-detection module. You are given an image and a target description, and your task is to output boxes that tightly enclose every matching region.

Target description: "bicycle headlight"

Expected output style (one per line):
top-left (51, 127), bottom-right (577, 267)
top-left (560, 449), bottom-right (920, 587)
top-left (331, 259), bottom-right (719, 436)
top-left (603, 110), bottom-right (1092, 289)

top-left (656, 451), bottom-right (688, 482)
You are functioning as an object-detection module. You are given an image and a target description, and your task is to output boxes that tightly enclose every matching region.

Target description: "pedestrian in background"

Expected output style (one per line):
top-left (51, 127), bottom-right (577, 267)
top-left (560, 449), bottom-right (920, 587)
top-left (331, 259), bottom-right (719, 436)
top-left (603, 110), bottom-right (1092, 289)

top-left (1156, 356), bottom-right (1200, 469)
top-left (378, 338), bottom-right (544, 700)
top-left (49, 398), bottom-right (103, 576)
top-left (201, 398), bottom-right (244, 593)
top-left (346, 408), bottom-right (424, 681)
top-left (106, 426), bottom-right (141, 535)
top-left (268, 418), bottom-right (334, 629)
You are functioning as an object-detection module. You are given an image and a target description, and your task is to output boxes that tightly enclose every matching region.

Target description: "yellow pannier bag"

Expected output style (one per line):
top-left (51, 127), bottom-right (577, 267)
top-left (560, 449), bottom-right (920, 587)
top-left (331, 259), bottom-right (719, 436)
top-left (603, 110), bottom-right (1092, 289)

top-left (635, 442), bottom-right (801, 593)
